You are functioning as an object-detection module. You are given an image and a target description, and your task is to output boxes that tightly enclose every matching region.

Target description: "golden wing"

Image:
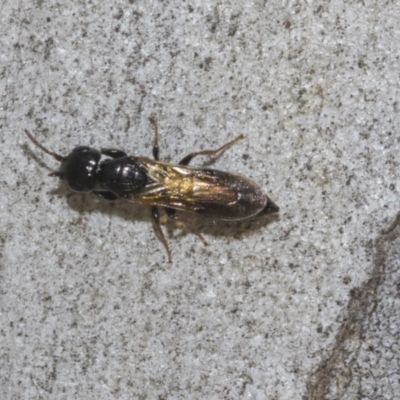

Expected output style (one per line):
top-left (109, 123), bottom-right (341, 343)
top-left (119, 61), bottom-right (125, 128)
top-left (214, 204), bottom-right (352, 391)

top-left (125, 158), bottom-right (269, 220)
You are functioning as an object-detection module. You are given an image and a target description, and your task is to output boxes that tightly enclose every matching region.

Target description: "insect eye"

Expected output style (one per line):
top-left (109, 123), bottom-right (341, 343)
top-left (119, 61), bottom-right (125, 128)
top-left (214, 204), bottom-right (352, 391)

top-left (59, 146), bottom-right (101, 192)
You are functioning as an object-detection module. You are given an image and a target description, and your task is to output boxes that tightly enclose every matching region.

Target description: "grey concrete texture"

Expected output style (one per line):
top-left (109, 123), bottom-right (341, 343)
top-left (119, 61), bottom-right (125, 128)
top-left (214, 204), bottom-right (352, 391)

top-left (0, 1), bottom-right (399, 399)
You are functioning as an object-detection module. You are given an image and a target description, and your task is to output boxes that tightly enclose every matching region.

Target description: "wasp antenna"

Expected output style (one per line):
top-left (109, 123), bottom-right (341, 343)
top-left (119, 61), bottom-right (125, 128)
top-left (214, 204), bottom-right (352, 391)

top-left (24, 130), bottom-right (64, 162)
top-left (49, 171), bottom-right (63, 178)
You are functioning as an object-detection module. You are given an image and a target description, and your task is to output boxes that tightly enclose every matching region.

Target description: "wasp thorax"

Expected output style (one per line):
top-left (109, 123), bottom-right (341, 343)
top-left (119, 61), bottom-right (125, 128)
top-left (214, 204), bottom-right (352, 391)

top-left (59, 146), bottom-right (101, 192)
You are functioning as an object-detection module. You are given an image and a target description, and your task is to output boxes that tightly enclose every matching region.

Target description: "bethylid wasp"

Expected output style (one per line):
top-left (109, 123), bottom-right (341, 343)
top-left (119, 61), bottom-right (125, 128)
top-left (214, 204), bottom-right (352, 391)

top-left (25, 119), bottom-right (279, 261)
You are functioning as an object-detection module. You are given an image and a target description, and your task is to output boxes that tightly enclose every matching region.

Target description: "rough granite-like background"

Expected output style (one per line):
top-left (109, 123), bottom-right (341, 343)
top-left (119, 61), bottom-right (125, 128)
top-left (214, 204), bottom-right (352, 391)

top-left (0, 1), bottom-right (399, 399)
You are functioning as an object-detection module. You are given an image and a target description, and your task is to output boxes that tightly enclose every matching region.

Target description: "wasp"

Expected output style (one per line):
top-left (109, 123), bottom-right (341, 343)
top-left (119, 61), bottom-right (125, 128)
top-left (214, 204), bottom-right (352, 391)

top-left (24, 119), bottom-right (279, 262)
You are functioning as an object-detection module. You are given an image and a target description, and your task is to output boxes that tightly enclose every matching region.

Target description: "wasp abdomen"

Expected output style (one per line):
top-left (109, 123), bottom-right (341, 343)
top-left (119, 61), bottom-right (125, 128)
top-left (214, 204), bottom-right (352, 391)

top-left (192, 169), bottom-right (268, 220)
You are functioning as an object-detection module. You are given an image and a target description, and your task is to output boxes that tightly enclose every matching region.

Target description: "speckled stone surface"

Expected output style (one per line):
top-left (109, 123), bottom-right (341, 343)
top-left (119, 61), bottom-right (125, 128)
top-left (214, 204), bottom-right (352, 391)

top-left (1, 1), bottom-right (399, 399)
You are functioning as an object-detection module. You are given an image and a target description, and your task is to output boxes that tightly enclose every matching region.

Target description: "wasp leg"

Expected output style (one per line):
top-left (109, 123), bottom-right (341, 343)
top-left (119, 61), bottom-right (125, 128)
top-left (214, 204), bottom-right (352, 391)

top-left (165, 208), bottom-right (208, 246)
top-left (93, 191), bottom-right (119, 201)
top-left (151, 206), bottom-right (172, 263)
top-left (149, 117), bottom-right (160, 161)
top-left (178, 134), bottom-right (244, 166)
top-left (185, 220), bottom-right (208, 246)
top-left (101, 149), bottom-right (127, 158)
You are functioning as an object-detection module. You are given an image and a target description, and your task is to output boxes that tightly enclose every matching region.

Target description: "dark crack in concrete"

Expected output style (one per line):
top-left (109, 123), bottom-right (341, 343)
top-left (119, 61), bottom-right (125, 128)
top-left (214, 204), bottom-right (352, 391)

top-left (306, 212), bottom-right (400, 400)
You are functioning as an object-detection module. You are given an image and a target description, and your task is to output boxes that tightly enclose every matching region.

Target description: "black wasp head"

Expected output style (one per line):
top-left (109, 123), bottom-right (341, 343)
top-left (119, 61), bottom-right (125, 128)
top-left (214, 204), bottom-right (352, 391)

top-left (25, 130), bottom-right (101, 193)
top-left (59, 146), bottom-right (101, 192)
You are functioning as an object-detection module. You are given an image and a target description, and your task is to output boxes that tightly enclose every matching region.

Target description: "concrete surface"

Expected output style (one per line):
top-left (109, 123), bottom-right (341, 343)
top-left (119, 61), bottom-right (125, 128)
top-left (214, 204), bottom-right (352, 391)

top-left (0, 1), bottom-right (399, 399)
